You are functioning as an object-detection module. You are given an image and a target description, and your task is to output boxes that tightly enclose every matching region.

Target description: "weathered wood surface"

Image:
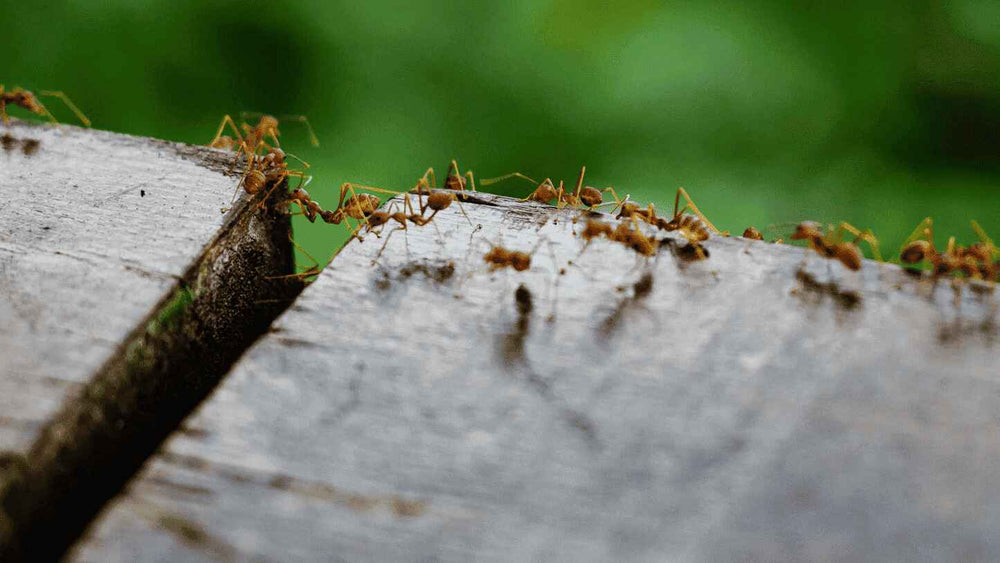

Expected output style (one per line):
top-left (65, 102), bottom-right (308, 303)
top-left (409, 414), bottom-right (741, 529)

top-left (78, 191), bottom-right (1000, 561)
top-left (0, 120), bottom-right (239, 451)
top-left (0, 120), bottom-right (301, 560)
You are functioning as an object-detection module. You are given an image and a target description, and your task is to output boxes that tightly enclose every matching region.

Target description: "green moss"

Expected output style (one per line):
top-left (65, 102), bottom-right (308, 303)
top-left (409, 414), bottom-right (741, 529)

top-left (147, 286), bottom-right (194, 336)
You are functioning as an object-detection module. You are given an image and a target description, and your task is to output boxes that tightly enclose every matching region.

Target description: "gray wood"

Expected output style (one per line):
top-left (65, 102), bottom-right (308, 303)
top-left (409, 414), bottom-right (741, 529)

top-left (0, 120), bottom-right (242, 452)
top-left (76, 191), bottom-right (1000, 562)
top-left (0, 120), bottom-right (301, 560)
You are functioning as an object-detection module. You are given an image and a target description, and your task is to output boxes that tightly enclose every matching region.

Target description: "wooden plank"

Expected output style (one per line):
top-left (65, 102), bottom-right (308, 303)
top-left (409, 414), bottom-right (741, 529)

top-left (76, 191), bottom-right (1000, 561)
top-left (0, 120), bottom-right (301, 560)
top-left (0, 120), bottom-right (239, 451)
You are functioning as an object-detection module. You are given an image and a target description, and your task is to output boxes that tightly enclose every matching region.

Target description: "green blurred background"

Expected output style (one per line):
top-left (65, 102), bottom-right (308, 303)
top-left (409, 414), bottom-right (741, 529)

top-left (4, 1), bottom-right (999, 266)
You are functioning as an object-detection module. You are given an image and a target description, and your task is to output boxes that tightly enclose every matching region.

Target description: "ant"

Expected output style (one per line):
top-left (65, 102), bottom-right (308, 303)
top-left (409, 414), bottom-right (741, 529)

top-left (562, 167), bottom-right (605, 208)
top-left (482, 167), bottom-right (606, 209)
top-left (900, 218), bottom-right (998, 281)
top-left (412, 159), bottom-right (477, 193)
top-left (743, 227), bottom-right (764, 240)
top-left (408, 168), bottom-right (474, 227)
top-left (791, 221), bottom-right (881, 271)
top-left (233, 146), bottom-right (311, 208)
top-left (610, 217), bottom-right (657, 257)
top-left (313, 183), bottom-right (400, 240)
top-left (209, 112), bottom-right (319, 155)
top-left (575, 215), bottom-right (657, 257)
top-left (608, 188), bottom-right (715, 257)
top-left (0, 85), bottom-right (90, 127)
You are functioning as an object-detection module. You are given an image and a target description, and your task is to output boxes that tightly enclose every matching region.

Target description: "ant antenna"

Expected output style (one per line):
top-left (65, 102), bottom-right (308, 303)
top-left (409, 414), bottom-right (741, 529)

top-left (481, 172), bottom-right (538, 187)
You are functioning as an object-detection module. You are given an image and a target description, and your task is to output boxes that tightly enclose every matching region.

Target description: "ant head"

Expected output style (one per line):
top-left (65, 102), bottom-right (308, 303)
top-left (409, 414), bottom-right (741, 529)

top-left (790, 222), bottom-right (821, 241)
top-left (210, 135), bottom-right (236, 150)
top-left (258, 115), bottom-right (280, 132)
top-left (444, 173), bottom-right (466, 191)
top-left (743, 226), bottom-right (764, 240)
top-left (14, 90), bottom-right (45, 114)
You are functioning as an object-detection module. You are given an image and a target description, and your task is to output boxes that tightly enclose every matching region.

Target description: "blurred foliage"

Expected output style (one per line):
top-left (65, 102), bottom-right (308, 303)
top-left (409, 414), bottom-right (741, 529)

top-left (3, 1), bottom-right (999, 266)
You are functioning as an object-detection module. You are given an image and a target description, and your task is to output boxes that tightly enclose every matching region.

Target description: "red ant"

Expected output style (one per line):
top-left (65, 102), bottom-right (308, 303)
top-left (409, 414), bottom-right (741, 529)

top-left (233, 146), bottom-right (312, 208)
top-left (209, 112), bottom-right (319, 156)
top-left (412, 159), bottom-right (477, 192)
top-left (577, 216), bottom-right (657, 257)
top-left (791, 221), bottom-right (881, 271)
top-left (900, 218), bottom-right (998, 281)
top-left (0, 85), bottom-right (90, 127)
top-left (482, 167), bottom-right (607, 209)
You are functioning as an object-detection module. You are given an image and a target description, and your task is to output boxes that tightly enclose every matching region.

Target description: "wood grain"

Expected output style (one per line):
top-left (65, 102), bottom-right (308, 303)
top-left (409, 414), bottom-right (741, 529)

top-left (0, 120), bottom-right (242, 452)
top-left (77, 191), bottom-right (1000, 562)
top-left (0, 120), bottom-right (301, 560)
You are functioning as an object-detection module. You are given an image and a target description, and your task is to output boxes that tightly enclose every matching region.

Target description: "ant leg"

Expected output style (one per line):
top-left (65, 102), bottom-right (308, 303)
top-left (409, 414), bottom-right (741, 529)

top-left (278, 114), bottom-right (320, 147)
top-left (602, 187), bottom-right (628, 214)
top-left (465, 171), bottom-right (477, 192)
top-left (451, 194), bottom-right (474, 226)
top-left (283, 151), bottom-right (311, 169)
top-left (448, 160), bottom-right (462, 187)
top-left (421, 167), bottom-right (436, 190)
top-left (481, 172), bottom-right (538, 187)
top-left (970, 221), bottom-right (999, 261)
top-left (39, 91), bottom-right (90, 127)
top-left (372, 226), bottom-right (407, 265)
top-left (900, 217), bottom-right (934, 250)
top-left (231, 151), bottom-right (258, 204)
top-left (836, 222), bottom-right (883, 262)
top-left (210, 115), bottom-right (244, 148)
top-left (574, 166), bottom-right (586, 199)
top-left (674, 188), bottom-right (720, 234)
top-left (267, 233), bottom-right (323, 280)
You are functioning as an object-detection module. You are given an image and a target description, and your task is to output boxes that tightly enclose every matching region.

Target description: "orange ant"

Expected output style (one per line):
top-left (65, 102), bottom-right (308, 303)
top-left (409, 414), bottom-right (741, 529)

top-left (791, 221), bottom-right (882, 271)
top-left (560, 167), bottom-right (605, 208)
top-left (233, 146), bottom-right (312, 208)
top-left (0, 85), bottom-right (90, 127)
top-left (900, 218), bottom-right (998, 281)
top-left (743, 227), bottom-right (764, 240)
top-left (312, 183), bottom-right (398, 239)
top-left (610, 217), bottom-right (658, 257)
top-left (577, 215), bottom-right (656, 257)
top-left (482, 167), bottom-right (606, 209)
top-left (411, 159), bottom-right (477, 193)
top-left (607, 189), bottom-right (715, 257)
top-left (408, 168), bottom-right (474, 227)
top-left (481, 171), bottom-right (559, 204)
top-left (209, 112), bottom-right (319, 155)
